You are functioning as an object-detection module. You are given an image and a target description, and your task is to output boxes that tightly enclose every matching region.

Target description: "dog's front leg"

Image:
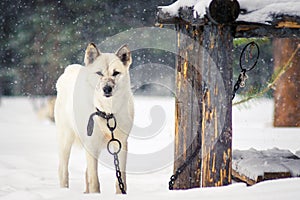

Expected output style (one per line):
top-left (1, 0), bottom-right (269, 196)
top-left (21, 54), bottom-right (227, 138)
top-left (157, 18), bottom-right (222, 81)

top-left (85, 151), bottom-right (100, 193)
top-left (116, 140), bottom-right (127, 194)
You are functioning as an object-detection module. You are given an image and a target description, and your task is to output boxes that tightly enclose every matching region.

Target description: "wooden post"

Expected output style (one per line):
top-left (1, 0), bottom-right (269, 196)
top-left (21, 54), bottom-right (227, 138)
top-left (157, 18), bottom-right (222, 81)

top-left (273, 38), bottom-right (300, 127)
top-left (172, 0), bottom-right (237, 189)
top-left (201, 24), bottom-right (233, 187)
top-left (174, 24), bottom-right (202, 189)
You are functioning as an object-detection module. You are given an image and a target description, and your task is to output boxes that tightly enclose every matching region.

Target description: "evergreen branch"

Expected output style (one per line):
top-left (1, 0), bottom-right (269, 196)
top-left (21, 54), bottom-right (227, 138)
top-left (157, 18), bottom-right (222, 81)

top-left (233, 44), bottom-right (300, 106)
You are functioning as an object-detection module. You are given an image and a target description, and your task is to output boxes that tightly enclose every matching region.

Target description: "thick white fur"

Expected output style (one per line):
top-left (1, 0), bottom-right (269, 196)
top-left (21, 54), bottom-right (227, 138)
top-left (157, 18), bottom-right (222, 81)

top-left (54, 44), bottom-right (134, 194)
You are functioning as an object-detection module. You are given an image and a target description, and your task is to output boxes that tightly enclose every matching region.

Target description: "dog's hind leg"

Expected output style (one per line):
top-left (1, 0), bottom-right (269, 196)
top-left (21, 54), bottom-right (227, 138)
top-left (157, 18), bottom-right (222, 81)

top-left (115, 140), bottom-right (128, 194)
top-left (85, 151), bottom-right (100, 193)
top-left (58, 130), bottom-right (74, 188)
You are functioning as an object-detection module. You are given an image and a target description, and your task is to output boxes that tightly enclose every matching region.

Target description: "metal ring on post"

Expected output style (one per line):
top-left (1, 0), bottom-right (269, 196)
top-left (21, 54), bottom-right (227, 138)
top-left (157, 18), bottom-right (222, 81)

top-left (107, 138), bottom-right (122, 155)
top-left (239, 41), bottom-right (260, 72)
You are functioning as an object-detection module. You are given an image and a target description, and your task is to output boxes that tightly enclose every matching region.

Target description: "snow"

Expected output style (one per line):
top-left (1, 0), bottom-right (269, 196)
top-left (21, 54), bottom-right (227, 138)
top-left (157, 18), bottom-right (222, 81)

top-left (159, 0), bottom-right (210, 18)
top-left (232, 99), bottom-right (300, 152)
top-left (158, 0), bottom-right (200, 16)
top-left (233, 148), bottom-right (300, 180)
top-left (159, 0), bottom-right (300, 24)
top-left (238, 0), bottom-right (300, 24)
top-left (0, 96), bottom-right (300, 200)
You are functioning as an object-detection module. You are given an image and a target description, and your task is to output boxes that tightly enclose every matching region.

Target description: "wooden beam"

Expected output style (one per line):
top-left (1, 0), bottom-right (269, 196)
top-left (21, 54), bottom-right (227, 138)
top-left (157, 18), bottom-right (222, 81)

top-left (276, 21), bottom-right (300, 29)
top-left (235, 23), bottom-right (300, 38)
top-left (157, 6), bottom-right (300, 38)
top-left (272, 15), bottom-right (300, 28)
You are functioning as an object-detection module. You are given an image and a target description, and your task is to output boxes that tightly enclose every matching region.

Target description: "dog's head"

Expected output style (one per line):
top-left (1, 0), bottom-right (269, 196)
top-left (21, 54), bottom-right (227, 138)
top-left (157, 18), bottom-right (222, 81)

top-left (84, 43), bottom-right (132, 98)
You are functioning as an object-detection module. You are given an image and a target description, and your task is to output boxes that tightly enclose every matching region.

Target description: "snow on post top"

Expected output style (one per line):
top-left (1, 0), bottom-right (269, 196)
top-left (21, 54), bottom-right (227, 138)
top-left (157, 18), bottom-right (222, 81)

top-left (158, 0), bottom-right (211, 18)
top-left (158, 0), bottom-right (300, 24)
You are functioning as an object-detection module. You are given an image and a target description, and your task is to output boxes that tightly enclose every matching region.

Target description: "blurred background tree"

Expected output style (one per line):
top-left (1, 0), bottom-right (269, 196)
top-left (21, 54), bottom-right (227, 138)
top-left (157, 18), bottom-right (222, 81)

top-left (0, 0), bottom-right (174, 96)
top-left (0, 0), bottom-right (274, 97)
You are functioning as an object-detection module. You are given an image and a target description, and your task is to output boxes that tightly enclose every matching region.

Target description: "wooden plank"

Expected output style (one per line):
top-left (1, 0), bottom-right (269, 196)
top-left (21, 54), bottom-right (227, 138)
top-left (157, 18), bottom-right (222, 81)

top-left (272, 15), bottom-right (300, 28)
top-left (276, 21), bottom-right (300, 28)
top-left (232, 149), bottom-right (298, 185)
top-left (232, 169), bottom-right (256, 186)
top-left (232, 169), bottom-right (291, 186)
top-left (263, 172), bottom-right (291, 180)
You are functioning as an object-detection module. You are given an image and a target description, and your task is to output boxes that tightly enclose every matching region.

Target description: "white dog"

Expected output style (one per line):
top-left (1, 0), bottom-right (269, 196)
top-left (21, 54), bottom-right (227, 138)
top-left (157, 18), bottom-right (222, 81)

top-left (54, 43), bottom-right (134, 194)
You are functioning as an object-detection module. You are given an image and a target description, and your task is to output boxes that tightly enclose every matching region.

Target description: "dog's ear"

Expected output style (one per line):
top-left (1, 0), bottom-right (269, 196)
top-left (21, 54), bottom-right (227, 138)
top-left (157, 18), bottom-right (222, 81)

top-left (115, 44), bottom-right (132, 67)
top-left (84, 43), bottom-right (100, 66)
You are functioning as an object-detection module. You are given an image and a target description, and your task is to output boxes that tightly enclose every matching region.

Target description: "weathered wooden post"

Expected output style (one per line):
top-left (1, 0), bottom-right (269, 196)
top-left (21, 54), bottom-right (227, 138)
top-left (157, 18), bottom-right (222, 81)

top-left (273, 38), bottom-right (300, 127)
top-left (158, 0), bottom-right (239, 188)
top-left (173, 21), bottom-right (202, 189)
top-left (200, 0), bottom-right (239, 187)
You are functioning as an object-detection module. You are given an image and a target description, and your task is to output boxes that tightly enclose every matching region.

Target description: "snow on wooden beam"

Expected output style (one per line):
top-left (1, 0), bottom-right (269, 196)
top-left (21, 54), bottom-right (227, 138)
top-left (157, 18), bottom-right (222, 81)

top-left (232, 148), bottom-right (300, 185)
top-left (156, 0), bottom-right (300, 38)
top-left (156, 6), bottom-right (205, 26)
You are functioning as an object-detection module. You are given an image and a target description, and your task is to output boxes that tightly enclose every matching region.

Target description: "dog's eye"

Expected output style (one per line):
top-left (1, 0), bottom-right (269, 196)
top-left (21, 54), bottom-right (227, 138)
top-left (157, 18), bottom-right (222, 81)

top-left (96, 71), bottom-right (103, 76)
top-left (112, 71), bottom-right (120, 77)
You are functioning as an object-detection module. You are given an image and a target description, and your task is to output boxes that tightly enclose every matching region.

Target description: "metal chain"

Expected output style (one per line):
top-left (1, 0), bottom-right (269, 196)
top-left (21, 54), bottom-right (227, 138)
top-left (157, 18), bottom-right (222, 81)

top-left (113, 154), bottom-right (126, 193)
top-left (232, 41), bottom-right (259, 100)
top-left (232, 69), bottom-right (248, 100)
top-left (105, 114), bottom-right (127, 195)
top-left (87, 109), bottom-right (126, 194)
top-left (169, 145), bottom-right (201, 190)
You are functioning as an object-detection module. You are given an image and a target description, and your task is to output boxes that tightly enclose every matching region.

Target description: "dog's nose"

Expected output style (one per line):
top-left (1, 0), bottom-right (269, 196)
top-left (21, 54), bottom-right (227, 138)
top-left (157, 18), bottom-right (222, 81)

top-left (103, 85), bottom-right (112, 95)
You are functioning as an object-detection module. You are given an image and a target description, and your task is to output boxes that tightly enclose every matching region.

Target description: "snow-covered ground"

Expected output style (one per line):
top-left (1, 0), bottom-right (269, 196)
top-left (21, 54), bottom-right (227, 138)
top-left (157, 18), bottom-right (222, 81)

top-left (0, 96), bottom-right (299, 200)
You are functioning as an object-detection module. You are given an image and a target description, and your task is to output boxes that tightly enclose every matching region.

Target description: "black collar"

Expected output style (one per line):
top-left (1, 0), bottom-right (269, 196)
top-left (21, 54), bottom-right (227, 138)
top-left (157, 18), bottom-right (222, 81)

top-left (87, 108), bottom-right (114, 136)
